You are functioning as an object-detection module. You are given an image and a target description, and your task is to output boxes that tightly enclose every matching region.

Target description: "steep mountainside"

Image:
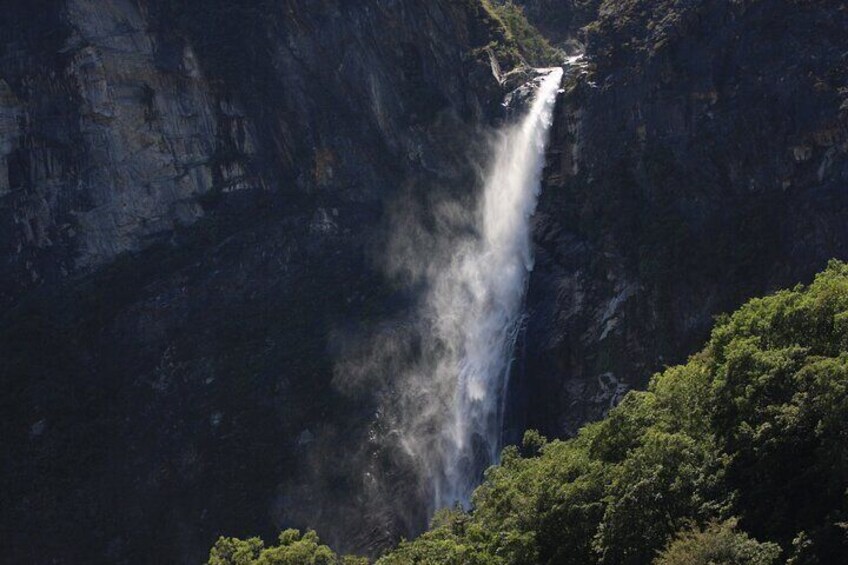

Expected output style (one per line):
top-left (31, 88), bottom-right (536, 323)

top-left (4, 0), bottom-right (848, 563)
top-left (507, 0), bottom-right (600, 47)
top-left (0, 0), bottom-right (517, 305)
top-left (520, 0), bottom-right (848, 436)
top-left (0, 1), bottom-right (525, 562)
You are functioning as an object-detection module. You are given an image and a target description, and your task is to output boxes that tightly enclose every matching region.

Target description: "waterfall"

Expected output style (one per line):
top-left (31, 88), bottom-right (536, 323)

top-left (350, 68), bottom-right (564, 523)
top-left (423, 67), bottom-right (564, 509)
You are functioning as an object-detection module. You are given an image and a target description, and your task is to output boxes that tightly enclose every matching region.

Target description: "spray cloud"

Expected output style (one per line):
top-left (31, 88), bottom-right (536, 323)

top-left (380, 68), bottom-right (565, 510)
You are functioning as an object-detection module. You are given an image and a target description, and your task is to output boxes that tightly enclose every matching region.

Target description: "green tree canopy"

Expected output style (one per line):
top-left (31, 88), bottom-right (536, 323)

top-left (208, 529), bottom-right (367, 565)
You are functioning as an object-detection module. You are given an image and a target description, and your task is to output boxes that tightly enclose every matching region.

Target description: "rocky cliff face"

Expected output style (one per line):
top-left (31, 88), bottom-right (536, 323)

top-left (0, 0), bottom-right (222, 304)
top-left (509, 0), bottom-right (600, 47)
top-left (5, 0), bottom-right (848, 562)
top-left (521, 0), bottom-right (848, 436)
top-left (0, 0), bottom-right (514, 306)
top-left (0, 1), bottom-right (523, 562)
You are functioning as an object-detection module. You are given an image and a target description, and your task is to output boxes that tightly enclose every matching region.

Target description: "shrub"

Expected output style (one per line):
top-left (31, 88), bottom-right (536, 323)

top-left (655, 519), bottom-right (781, 565)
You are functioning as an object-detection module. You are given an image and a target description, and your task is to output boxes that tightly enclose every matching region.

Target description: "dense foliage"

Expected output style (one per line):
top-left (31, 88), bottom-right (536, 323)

top-left (208, 529), bottom-right (367, 565)
top-left (212, 261), bottom-right (848, 564)
top-left (655, 520), bottom-right (780, 565)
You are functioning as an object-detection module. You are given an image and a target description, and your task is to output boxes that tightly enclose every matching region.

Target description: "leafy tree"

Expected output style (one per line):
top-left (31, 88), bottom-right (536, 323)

top-left (655, 519), bottom-right (781, 565)
top-left (376, 508), bottom-right (504, 565)
top-left (209, 536), bottom-right (265, 565)
top-left (208, 529), bottom-right (366, 565)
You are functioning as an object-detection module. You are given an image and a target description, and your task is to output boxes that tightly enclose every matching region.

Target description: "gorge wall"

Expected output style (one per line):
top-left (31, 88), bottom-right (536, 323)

top-left (0, 0), bottom-right (514, 304)
top-left (1, 1), bottom-right (526, 562)
top-left (3, 0), bottom-right (848, 563)
top-left (519, 0), bottom-right (848, 436)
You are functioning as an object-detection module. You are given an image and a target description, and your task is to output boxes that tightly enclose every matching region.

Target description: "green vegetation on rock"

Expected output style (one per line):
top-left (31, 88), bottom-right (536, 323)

top-left (212, 261), bottom-right (848, 563)
top-left (483, 1), bottom-right (563, 67)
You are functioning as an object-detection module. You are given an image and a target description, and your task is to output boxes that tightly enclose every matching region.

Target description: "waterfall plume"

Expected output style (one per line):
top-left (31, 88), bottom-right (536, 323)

top-left (390, 67), bottom-right (565, 510)
top-left (431, 68), bottom-right (563, 508)
top-left (328, 68), bottom-right (565, 534)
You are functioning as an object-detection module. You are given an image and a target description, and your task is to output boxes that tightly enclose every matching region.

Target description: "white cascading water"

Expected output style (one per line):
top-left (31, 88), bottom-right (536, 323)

top-left (423, 67), bottom-right (564, 509)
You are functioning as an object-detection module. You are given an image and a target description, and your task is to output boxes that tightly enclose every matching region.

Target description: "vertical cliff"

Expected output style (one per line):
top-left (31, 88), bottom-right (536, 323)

top-left (6, 0), bottom-right (847, 562)
top-left (0, 1), bottom-right (527, 562)
top-left (0, 0), bottom-right (521, 306)
top-left (522, 0), bottom-right (848, 436)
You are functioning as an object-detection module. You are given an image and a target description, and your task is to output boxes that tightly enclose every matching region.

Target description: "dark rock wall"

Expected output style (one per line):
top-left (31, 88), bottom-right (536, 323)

top-left (0, 0), bottom-right (512, 307)
top-left (511, 0), bottom-right (601, 46)
top-left (5, 0), bottom-right (848, 562)
top-left (522, 0), bottom-right (848, 436)
top-left (0, 1), bottom-right (519, 562)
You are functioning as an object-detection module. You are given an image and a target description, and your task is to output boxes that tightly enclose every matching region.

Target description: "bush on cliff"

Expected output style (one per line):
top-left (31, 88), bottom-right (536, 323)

top-left (483, 1), bottom-right (563, 66)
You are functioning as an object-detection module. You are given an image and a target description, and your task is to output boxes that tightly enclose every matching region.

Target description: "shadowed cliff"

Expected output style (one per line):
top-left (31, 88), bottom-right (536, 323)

top-left (0, 1), bottom-right (529, 562)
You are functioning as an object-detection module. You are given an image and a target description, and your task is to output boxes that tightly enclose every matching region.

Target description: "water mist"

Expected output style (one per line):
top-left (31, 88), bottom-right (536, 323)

top-left (388, 68), bottom-right (565, 511)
